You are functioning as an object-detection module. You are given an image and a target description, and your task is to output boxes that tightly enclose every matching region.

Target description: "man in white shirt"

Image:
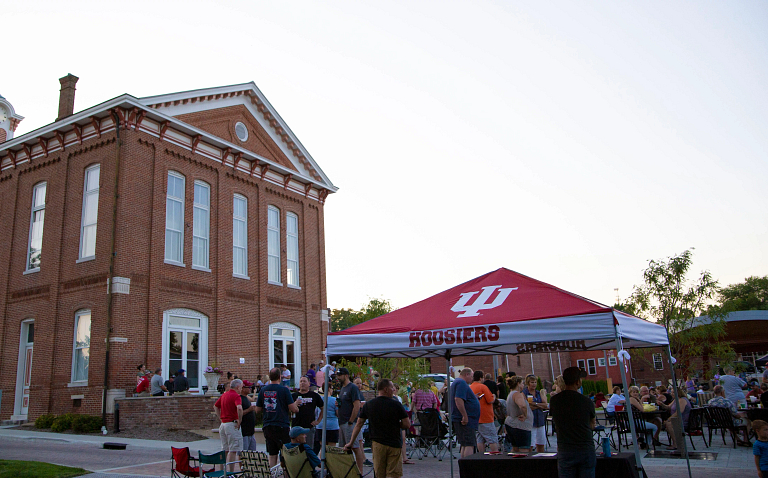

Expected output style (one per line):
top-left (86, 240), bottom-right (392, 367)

top-left (281, 364), bottom-right (292, 387)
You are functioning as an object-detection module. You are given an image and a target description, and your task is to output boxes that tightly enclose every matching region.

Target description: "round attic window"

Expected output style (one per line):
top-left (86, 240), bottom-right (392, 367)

top-left (235, 122), bottom-right (249, 142)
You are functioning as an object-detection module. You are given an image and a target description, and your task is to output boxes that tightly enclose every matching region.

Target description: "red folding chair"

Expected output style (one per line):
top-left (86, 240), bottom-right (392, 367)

top-left (171, 446), bottom-right (213, 478)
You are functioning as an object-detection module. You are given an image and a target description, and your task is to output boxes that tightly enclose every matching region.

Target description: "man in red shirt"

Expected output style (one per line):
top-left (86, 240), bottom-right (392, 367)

top-left (215, 379), bottom-right (244, 471)
top-left (469, 370), bottom-right (498, 452)
top-left (136, 370), bottom-right (152, 396)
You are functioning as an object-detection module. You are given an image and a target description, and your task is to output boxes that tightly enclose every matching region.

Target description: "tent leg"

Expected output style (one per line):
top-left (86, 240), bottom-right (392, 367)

top-left (319, 364), bottom-right (331, 478)
top-left (667, 345), bottom-right (693, 478)
top-left (447, 353), bottom-right (454, 477)
top-left (614, 321), bottom-right (645, 478)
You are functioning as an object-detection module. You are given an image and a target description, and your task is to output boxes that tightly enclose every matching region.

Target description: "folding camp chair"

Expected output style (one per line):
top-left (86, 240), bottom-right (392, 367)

top-left (239, 450), bottom-right (271, 478)
top-left (171, 447), bottom-right (213, 478)
top-left (324, 445), bottom-right (361, 478)
top-left (281, 445), bottom-right (314, 478)
top-left (197, 450), bottom-right (242, 478)
top-left (414, 409), bottom-right (443, 460)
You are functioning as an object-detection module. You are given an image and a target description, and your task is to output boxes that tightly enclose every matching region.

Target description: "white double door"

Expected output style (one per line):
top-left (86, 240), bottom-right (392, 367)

top-left (14, 321), bottom-right (34, 419)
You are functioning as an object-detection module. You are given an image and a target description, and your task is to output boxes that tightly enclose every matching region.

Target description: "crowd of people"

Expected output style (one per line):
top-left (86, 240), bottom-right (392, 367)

top-left (149, 358), bottom-right (768, 478)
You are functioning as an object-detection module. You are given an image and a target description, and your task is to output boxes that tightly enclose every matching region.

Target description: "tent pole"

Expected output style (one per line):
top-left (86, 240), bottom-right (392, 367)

top-left (505, 354), bottom-right (510, 373)
top-left (557, 352), bottom-right (563, 375)
top-left (530, 353), bottom-right (535, 375)
top-left (613, 318), bottom-right (645, 478)
top-left (319, 364), bottom-right (331, 478)
top-left (667, 345), bottom-right (693, 478)
top-left (548, 353), bottom-right (554, 382)
top-left (447, 351), bottom-right (454, 477)
top-left (604, 350), bottom-right (610, 385)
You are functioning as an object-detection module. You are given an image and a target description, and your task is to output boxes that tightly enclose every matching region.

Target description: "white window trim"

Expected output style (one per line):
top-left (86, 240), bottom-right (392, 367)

top-left (598, 357), bottom-right (606, 367)
top-left (78, 164), bottom-right (100, 261)
top-left (70, 309), bottom-right (91, 384)
top-left (268, 321), bottom-right (301, 382)
top-left (587, 358), bottom-right (597, 375)
top-left (192, 180), bottom-right (210, 270)
top-left (286, 212), bottom-right (300, 288)
top-left (609, 356), bottom-right (618, 366)
top-left (653, 353), bottom-right (664, 371)
top-left (233, 194), bottom-right (248, 278)
top-left (13, 319), bottom-right (34, 420)
top-left (577, 359), bottom-right (586, 370)
top-left (161, 308), bottom-right (209, 392)
top-left (164, 171), bottom-right (185, 265)
top-left (267, 205), bottom-right (281, 284)
top-left (26, 182), bottom-right (46, 272)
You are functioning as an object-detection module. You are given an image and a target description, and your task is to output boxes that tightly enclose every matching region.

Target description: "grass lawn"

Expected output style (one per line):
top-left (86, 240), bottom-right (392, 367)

top-left (0, 460), bottom-right (89, 477)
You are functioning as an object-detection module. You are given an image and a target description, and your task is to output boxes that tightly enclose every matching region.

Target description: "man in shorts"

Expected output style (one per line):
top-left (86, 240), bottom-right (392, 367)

top-left (256, 368), bottom-right (300, 467)
top-left (337, 367), bottom-right (365, 473)
top-left (451, 368), bottom-right (481, 458)
top-left (214, 379), bottom-right (244, 471)
top-left (345, 379), bottom-right (410, 478)
top-left (470, 370), bottom-right (498, 452)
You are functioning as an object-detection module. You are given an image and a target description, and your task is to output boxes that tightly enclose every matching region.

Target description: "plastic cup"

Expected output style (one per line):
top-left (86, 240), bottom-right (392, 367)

top-left (527, 396), bottom-right (534, 403)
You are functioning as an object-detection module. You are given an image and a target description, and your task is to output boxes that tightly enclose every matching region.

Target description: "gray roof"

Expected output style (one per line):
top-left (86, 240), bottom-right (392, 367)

top-left (693, 309), bottom-right (768, 326)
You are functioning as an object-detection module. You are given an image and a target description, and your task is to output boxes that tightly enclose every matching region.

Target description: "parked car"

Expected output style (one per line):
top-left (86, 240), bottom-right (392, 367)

top-left (420, 373), bottom-right (455, 389)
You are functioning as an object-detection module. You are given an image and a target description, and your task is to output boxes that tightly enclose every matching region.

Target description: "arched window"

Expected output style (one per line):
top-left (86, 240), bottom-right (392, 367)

top-left (71, 310), bottom-right (91, 382)
top-left (267, 206), bottom-right (281, 284)
top-left (165, 171), bottom-right (185, 265)
top-left (162, 308), bottom-right (209, 391)
top-left (233, 194), bottom-right (248, 278)
top-left (286, 212), bottom-right (299, 287)
top-left (192, 180), bottom-right (210, 270)
top-left (269, 322), bottom-right (301, 387)
top-left (26, 182), bottom-right (47, 271)
top-left (79, 165), bottom-right (100, 260)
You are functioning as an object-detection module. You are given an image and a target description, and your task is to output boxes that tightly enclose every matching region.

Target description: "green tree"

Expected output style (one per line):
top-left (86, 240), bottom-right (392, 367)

top-left (616, 249), bottom-right (734, 382)
top-left (709, 275), bottom-right (768, 314)
top-left (330, 297), bottom-right (395, 332)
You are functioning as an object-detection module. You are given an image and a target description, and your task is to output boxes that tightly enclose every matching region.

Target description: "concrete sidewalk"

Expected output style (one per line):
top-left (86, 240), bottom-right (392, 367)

top-left (0, 425), bottom-right (759, 477)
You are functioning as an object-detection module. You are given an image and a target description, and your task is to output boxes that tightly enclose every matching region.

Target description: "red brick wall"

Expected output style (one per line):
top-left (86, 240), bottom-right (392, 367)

top-left (0, 112), bottom-right (329, 421)
top-left (114, 395), bottom-right (220, 431)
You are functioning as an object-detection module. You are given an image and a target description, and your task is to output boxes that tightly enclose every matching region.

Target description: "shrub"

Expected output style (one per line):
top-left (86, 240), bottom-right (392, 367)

top-left (35, 414), bottom-right (56, 429)
top-left (51, 413), bottom-right (77, 432)
top-left (72, 415), bottom-right (103, 433)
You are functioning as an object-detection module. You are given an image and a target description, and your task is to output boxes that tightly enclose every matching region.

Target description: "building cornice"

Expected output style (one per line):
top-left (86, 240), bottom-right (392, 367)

top-left (0, 94), bottom-right (335, 203)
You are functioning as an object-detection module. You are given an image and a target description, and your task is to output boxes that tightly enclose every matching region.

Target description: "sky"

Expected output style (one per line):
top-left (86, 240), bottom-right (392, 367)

top-left (3, 1), bottom-right (767, 313)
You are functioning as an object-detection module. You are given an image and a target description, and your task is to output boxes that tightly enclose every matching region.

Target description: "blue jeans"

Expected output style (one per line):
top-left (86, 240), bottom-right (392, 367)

top-left (557, 449), bottom-right (596, 478)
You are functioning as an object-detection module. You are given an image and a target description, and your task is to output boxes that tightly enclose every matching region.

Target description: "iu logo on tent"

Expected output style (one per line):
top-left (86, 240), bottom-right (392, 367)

top-left (451, 285), bottom-right (518, 317)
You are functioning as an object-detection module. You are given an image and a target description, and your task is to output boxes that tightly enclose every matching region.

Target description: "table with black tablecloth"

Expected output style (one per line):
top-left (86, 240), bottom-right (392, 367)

top-left (459, 451), bottom-right (640, 478)
top-left (747, 408), bottom-right (768, 422)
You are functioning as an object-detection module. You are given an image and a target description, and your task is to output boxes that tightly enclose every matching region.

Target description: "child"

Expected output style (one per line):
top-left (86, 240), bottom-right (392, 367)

top-left (754, 419), bottom-right (768, 478)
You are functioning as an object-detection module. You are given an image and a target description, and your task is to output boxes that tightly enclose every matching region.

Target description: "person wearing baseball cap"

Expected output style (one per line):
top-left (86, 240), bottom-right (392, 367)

top-left (286, 427), bottom-right (321, 473)
top-left (549, 366), bottom-right (595, 477)
top-left (337, 367), bottom-right (365, 473)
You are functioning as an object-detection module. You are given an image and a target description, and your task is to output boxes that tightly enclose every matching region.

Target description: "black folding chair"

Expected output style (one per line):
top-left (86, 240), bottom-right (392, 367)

top-left (614, 411), bottom-right (654, 451)
top-left (683, 407), bottom-right (709, 450)
top-left (706, 406), bottom-right (747, 449)
top-left (414, 409), bottom-right (443, 460)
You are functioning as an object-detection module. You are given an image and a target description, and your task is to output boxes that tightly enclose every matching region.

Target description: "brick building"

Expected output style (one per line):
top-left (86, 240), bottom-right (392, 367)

top-left (0, 76), bottom-right (336, 422)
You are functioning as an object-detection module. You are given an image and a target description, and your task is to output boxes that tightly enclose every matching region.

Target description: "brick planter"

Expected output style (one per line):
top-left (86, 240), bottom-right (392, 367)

top-left (114, 395), bottom-right (220, 431)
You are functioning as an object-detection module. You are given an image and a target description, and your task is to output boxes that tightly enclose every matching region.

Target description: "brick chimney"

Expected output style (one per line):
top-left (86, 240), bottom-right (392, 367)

top-left (57, 74), bottom-right (79, 121)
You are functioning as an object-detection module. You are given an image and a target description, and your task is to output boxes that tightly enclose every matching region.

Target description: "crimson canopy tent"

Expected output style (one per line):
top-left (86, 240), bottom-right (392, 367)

top-left (326, 267), bottom-right (669, 358)
top-left (322, 268), bottom-right (685, 478)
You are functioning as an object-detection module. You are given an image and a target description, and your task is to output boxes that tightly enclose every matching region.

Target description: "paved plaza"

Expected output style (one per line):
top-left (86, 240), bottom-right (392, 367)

top-left (0, 425), bottom-right (758, 477)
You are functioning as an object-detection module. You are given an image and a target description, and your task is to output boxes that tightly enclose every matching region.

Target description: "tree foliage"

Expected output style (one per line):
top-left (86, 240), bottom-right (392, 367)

top-left (330, 297), bottom-right (395, 332)
top-left (331, 297), bottom-right (431, 401)
top-left (709, 275), bottom-right (768, 314)
top-left (616, 249), bottom-right (734, 381)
